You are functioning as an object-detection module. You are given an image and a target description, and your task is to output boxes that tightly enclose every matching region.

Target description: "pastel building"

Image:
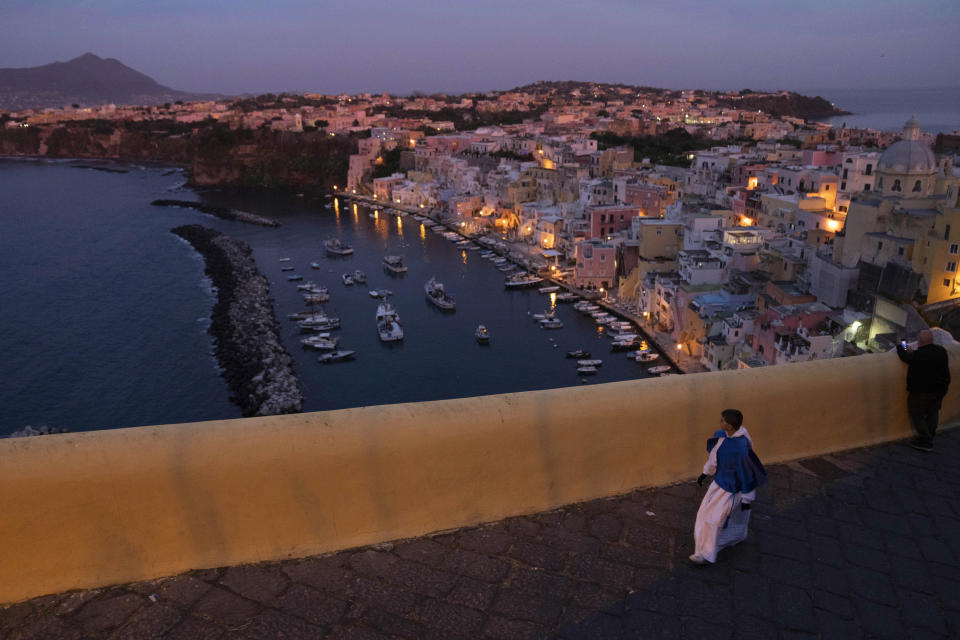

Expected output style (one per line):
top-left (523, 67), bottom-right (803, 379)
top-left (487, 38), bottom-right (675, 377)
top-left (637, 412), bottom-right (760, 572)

top-left (574, 239), bottom-right (617, 290)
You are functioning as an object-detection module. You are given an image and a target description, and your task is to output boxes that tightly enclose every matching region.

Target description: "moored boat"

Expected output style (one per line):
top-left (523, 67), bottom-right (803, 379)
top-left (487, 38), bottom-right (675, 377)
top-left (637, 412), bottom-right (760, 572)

top-left (318, 350), bottom-right (356, 363)
top-left (353, 270), bottom-right (367, 284)
top-left (566, 349), bottom-right (591, 359)
top-left (577, 366), bottom-right (599, 375)
top-left (301, 335), bottom-right (339, 350)
top-left (383, 255), bottom-right (408, 274)
top-left (539, 285), bottom-right (560, 293)
top-left (325, 237), bottom-right (354, 256)
top-left (577, 359), bottom-right (603, 367)
top-left (376, 301), bottom-right (404, 342)
top-left (637, 352), bottom-right (660, 362)
top-left (287, 274), bottom-right (303, 281)
top-left (648, 365), bottom-right (672, 374)
top-left (341, 273), bottom-right (355, 285)
top-left (555, 292), bottom-right (579, 303)
top-left (504, 272), bottom-right (544, 289)
top-left (541, 318), bottom-right (564, 329)
top-left (424, 277), bottom-right (456, 310)
top-left (475, 325), bottom-right (490, 344)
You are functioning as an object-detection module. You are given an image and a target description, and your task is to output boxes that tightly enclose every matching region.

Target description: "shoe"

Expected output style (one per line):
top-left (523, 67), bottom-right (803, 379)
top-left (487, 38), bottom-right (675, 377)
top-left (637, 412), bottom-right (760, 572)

top-left (688, 554), bottom-right (708, 565)
top-left (908, 439), bottom-right (933, 452)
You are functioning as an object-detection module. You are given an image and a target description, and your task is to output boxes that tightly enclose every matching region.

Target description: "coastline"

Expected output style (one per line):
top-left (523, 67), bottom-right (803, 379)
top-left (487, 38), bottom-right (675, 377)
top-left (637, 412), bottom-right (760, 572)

top-left (172, 224), bottom-right (303, 417)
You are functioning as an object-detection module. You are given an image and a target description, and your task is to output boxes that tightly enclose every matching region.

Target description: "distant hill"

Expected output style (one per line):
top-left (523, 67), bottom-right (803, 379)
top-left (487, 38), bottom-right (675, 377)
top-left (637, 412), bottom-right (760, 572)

top-left (0, 53), bottom-right (220, 111)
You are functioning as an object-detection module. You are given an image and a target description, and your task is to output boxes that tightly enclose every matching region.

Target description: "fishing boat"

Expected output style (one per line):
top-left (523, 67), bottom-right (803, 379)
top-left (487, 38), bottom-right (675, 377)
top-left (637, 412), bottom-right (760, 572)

top-left (287, 274), bottom-right (303, 282)
top-left (318, 350), bottom-right (356, 363)
top-left (566, 349), bottom-right (591, 359)
top-left (648, 365), bottom-right (672, 374)
top-left (504, 272), bottom-right (544, 289)
top-left (325, 238), bottom-right (354, 256)
top-left (637, 352), bottom-right (660, 362)
top-left (281, 266), bottom-right (295, 272)
top-left (303, 292), bottom-right (330, 304)
top-left (425, 277), bottom-right (456, 310)
top-left (555, 292), bottom-right (579, 303)
top-left (279, 257), bottom-right (291, 262)
top-left (475, 325), bottom-right (490, 344)
top-left (341, 273), bottom-right (355, 285)
top-left (539, 286), bottom-right (560, 294)
top-left (383, 255), bottom-right (408, 274)
top-left (353, 270), bottom-right (367, 284)
top-left (541, 318), bottom-right (564, 329)
top-left (577, 366), bottom-right (599, 375)
top-left (376, 302), bottom-right (404, 342)
top-left (577, 359), bottom-right (603, 367)
top-left (301, 335), bottom-right (339, 350)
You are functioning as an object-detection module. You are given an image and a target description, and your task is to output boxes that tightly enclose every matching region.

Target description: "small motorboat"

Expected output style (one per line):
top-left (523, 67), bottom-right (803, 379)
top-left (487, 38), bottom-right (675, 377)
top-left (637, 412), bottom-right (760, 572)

top-left (281, 266), bottom-right (295, 272)
top-left (353, 270), bottom-right (367, 284)
top-left (577, 366), bottom-right (599, 375)
top-left (567, 350), bottom-right (591, 359)
top-left (310, 262), bottom-right (320, 269)
top-left (342, 273), bottom-right (355, 285)
top-left (301, 335), bottom-right (339, 350)
top-left (577, 359), bottom-right (603, 367)
top-left (541, 318), bottom-right (564, 329)
top-left (555, 292), bottom-right (579, 303)
top-left (648, 365), bottom-right (672, 374)
top-left (475, 325), bottom-right (490, 344)
top-left (287, 274), bottom-right (303, 281)
top-left (318, 350), bottom-right (356, 363)
top-left (637, 352), bottom-right (660, 363)
top-left (325, 238), bottom-right (354, 256)
top-left (279, 258), bottom-right (291, 262)
top-left (539, 286), bottom-right (560, 294)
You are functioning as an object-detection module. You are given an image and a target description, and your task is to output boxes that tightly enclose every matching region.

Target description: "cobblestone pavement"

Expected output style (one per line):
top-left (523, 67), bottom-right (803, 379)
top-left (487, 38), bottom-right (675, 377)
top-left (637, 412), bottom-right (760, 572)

top-left (3, 429), bottom-right (959, 639)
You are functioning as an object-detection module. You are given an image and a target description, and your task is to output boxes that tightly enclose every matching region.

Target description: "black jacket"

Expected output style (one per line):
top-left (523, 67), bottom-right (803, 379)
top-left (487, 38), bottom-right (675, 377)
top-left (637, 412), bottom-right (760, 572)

top-left (896, 343), bottom-right (951, 396)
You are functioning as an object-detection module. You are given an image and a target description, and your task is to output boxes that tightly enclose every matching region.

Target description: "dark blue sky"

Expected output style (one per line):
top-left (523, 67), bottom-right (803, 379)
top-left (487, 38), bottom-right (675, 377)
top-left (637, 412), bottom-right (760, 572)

top-left (1, 0), bottom-right (957, 95)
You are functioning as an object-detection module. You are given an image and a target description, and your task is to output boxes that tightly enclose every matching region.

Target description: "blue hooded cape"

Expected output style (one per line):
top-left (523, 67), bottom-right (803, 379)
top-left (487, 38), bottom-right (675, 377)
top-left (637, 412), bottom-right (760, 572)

top-left (706, 430), bottom-right (767, 494)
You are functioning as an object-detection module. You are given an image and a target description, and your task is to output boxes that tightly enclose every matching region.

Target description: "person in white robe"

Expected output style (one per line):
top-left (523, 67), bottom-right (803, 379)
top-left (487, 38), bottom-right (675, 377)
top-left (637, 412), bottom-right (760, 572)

top-left (690, 409), bottom-right (767, 565)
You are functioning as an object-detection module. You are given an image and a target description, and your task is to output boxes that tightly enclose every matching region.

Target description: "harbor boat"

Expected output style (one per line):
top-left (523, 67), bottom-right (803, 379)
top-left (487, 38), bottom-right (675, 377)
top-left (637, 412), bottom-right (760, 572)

top-left (637, 352), bottom-right (660, 362)
top-left (289, 310), bottom-right (323, 321)
top-left (324, 237), bottom-right (354, 256)
top-left (297, 282), bottom-right (327, 293)
top-left (611, 339), bottom-right (641, 351)
top-left (532, 310), bottom-right (556, 321)
top-left (577, 359), bottom-right (603, 367)
top-left (648, 365), bottom-right (672, 374)
top-left (303, 292), bottom-right (330, 304)
top-left (424, 277), bottom-right (456, 310)
top-left (555, 292), bottom-right (579, 303)
top-left (497, 264), bottom-right (515, 272)
top-left (566, 349), bottom-right (591, 359)
top-left (492, 257), bottom-right (507, 264)
top-left (376, 301), bottom-right (404, 342)
top-left (301, 335), bottom-right (339, 351)
top-left (353, 270), bottom-right (367, 284)
top-left (318, 350), bottom-right (356, 363)
top-left (368, 288), bottom-right (393, 298)
top-left (287, 274), bottom-right (303, 282)
top-left (298, 312), bottom-right (341, 332)
top-left (577, 366), bottom-right (599, 375)
top-left (281, 266), bottom-right (295, 272)
top-left (538, 285), bottom-right (560, 294)
top-left (541, 318), bottom-right (564, 329)
top-left (279, 257), bottom-right (291, 262)
top-left (475, 325), bottom-right (490, 344)
top-left (504, 272), bottom-right (544, 289)
top-left (310, 262), bottom-right (320, 269)
top-left (383, 255), bottom-right (408, 274)
top-left (341, 273), bottom-right (355, 285)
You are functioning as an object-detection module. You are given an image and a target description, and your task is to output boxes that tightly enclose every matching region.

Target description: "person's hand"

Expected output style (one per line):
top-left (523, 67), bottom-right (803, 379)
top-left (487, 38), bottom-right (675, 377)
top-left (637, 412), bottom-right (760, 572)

top-left (697, 474), bottom-right (708, 487)
top-left (741, 502), bottom-right (752, 511)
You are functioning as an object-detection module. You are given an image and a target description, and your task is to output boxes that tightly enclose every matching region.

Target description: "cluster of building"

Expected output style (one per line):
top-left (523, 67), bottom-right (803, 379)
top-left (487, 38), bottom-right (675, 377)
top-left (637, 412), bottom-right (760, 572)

top-left (8, 83), bottom-right (960, 369)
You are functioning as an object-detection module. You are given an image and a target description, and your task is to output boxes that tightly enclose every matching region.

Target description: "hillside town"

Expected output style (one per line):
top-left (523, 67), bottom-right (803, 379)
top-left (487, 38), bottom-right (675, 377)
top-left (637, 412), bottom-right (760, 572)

top-left (5, 82), bottom-right (960, 370)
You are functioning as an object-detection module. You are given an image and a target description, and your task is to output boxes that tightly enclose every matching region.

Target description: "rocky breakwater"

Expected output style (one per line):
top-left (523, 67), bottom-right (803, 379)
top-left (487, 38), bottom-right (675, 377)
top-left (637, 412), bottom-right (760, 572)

top-left (172, 224), bottom-right (303, 416)
top-left (153, 199), bottom-right (280, 227)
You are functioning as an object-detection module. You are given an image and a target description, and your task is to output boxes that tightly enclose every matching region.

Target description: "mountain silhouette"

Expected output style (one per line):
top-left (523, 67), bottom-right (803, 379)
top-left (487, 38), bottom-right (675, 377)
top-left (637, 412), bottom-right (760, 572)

top-left (0, 53), bottom-right (218, 110)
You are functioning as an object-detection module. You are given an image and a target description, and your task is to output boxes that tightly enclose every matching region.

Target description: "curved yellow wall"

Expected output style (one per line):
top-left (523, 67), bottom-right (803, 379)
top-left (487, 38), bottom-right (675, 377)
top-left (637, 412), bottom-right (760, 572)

top-left (1, 348), bottom-right (957, 603)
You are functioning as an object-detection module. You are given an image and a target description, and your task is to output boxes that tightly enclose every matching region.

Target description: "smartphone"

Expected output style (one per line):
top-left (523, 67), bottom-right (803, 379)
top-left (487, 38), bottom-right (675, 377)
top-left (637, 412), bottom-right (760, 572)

top-left (900, 340), bottom-right (907, 349)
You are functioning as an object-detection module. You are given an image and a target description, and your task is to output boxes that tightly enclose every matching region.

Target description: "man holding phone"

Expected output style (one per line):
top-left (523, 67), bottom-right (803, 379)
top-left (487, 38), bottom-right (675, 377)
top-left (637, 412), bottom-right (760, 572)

top-left (896, 330), bottom-right (951, 452)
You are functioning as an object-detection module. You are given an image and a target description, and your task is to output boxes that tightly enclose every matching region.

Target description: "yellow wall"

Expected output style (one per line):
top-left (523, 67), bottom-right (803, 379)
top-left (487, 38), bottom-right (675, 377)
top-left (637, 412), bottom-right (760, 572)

top-left (1, 348), bottom-right (958, 604)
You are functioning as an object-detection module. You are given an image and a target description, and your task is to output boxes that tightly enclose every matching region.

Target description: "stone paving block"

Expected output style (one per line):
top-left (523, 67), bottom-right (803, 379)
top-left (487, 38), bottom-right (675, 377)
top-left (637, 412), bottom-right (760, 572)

top-left (348, 549), bottom-right (399, 580)
top-left (843, 541), bottom-right (893, 572)
top-left (502, 516), bottom-right (541, 538)
top-left (491, 587), bottom-right (564, 626)
top-left (681, 615), bottom-right (734, 640)
top-left (621, 608), bottom-right (682, 639)
top-left (445, 575), bottom-right (498, 611)
top-left (457, 527), bottom-right (514, 554)
top-left (568, 553), bottom-right (634, 587)
top-left (270, 583), bottom-right (348, 627)
top-left (357, 606), bottom-right (429, 639)
top-left (602, 542), bottom-right (673, 570)
top-left (848, 566), bottom-right (902, 607)
top-left (219, 564), bottom-right (289, 602)
top-left (539, 527), bottom-right (601, 554)
top-left (392, 538), bottom-right (450, 567)
top-left (918, 535), bottom-right (956, 564)
top-left (773, 584), bottom-right (816, 633)
top-left (165, 615), bottom-right (226, 640)
top-left (732, 614), bottom-right (777, 640)
top-left (557, 611), bottom-right (621, 639)
top-left (854, 598), bottom-right (906, 639)
top-left (480, 615), bottom-right (548, 640)
top-left (0, 601), bottom-right (35, 637)
top-left (415, 597), bottom-right (484, 635)
top-left (587, 512), bottom-right (623, 542)
top-left (509, 566), bottom-right (576, 601)
top-left (677, 578), bottom-right (733, 626)
top-left (157, 575), bottom-right (214, 608)
top-left (508, 540), bottom-right (568, 572)
top-left (440, 549), bottom-right (511, 584)
top-left (388, 558), bottom-right (459, 598)
top-left (759, 554), bottom-right (812, 590)
top-left (14, 613), bottom-right (89, 640)
top-left (814, 609), bottom-right (862, 640)
top-left (624, 587), bottom-right (679, 615)
top-left (223, 608), bottom-right (325, 640)
top-left (731, 572), bottom-right (772, 619)
top-left (324, 623), bottom-right (392, 640)
top-left (191, 586), bottom-right (261, 629)
top-left (898, 589), bottom-right (948, 635)
top-left (72, 592), bottom-right (145, 634)
top-left (113, 602), bottom-right (184, 640)
top-left (569, 582), bottom-right (624, 613)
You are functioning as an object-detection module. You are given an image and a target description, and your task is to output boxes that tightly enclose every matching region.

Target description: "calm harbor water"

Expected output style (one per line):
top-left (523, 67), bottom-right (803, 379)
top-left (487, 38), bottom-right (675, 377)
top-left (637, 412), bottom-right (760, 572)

top-left (0, 160), bottom-right (655, 436)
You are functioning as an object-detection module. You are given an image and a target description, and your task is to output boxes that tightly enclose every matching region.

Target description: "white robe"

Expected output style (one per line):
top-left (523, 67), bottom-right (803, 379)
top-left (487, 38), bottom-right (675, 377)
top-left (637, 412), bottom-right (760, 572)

top-left (692, 427), bottom-right (756, 564)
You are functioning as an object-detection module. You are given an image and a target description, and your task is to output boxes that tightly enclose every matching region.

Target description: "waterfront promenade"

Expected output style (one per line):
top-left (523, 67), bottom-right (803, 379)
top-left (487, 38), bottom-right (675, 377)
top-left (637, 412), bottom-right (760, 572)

top-left (3, 428), bottom-right (958, 639)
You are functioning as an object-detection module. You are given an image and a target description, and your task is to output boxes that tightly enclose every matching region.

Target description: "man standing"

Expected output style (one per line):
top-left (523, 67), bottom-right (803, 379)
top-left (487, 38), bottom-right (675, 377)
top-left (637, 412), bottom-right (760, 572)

top-left (896, 329), bottom-right (951, 452)
top-left (690, 409), bottom-right (767, 565)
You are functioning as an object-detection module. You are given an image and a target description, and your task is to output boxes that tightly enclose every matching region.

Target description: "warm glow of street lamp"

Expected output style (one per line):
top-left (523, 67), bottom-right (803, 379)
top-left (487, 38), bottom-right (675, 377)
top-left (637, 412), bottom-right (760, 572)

top-left (676, 343), bottom-right (683, 350)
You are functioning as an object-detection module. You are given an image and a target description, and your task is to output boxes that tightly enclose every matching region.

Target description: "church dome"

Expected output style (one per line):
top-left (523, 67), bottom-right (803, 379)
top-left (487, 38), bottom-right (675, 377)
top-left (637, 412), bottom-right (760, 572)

top-left (877, 118), bottom-right (936, 175)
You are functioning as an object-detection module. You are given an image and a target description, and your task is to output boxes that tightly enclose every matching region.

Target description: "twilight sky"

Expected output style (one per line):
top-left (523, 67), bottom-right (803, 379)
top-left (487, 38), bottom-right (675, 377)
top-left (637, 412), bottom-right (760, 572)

top-left (1, 0), bottom-right (957, 96)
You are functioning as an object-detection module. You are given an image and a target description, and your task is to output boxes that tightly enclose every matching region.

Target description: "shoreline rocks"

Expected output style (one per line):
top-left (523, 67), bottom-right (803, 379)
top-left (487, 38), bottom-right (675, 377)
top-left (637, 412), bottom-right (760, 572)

top-left (153, 199), bottom-right (280, 227)
top-left (172, 224), bottom-right (303, 417)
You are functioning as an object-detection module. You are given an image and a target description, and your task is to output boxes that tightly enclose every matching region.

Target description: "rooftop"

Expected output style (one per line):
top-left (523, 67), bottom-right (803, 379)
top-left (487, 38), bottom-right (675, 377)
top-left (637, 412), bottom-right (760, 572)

top-left (3, 430), bottom-right (957, 639)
